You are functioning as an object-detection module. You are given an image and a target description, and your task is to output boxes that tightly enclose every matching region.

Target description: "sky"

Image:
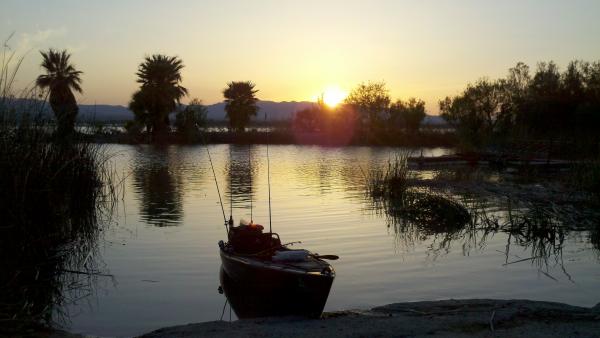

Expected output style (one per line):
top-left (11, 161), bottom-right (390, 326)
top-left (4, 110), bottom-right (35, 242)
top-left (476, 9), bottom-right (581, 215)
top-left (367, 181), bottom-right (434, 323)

top-left (2, 0), bottom-right (600, 114)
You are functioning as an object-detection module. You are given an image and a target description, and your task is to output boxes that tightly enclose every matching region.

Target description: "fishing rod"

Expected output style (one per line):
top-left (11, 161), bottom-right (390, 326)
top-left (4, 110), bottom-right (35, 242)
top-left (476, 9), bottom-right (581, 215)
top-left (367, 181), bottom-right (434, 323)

top-left (229, 145), bottom-right (233, 226)
top-left (249, 144), bottom-right (253, 223)
top-left (202, 134), bottom-right (228, 235)
top-left (266, 114), bottom-right (272, 234)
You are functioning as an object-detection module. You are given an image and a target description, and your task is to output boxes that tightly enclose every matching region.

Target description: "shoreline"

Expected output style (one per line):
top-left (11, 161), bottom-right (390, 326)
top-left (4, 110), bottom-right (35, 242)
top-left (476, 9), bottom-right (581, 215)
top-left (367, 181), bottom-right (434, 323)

top-left (87, 130), bottom-right (457, 148)
top-left (138, 299), bottom-right (600, 338)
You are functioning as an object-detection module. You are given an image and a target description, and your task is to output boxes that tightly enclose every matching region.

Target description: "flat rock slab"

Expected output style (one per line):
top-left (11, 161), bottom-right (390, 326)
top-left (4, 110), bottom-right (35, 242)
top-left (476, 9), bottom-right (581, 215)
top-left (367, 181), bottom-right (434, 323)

top-left (139, 299), bottom-right (600, 338)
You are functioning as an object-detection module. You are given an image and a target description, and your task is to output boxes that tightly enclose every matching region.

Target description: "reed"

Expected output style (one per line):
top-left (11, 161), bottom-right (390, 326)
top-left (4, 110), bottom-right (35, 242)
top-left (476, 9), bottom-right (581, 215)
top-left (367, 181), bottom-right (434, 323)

top-left (0, 38), bottom-right (118, 333)
top-left (366, 151), bottom-right (472, 252)
top-left (367, 152), bottom-right (411, 200)
top-left (469, 199), bottom-right (579, 274)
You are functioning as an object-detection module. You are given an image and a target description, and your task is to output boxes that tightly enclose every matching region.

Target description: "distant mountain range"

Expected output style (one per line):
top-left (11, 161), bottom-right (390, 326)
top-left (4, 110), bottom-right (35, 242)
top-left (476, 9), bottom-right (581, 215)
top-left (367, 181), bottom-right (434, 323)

top-left (7, 99), bottom-right (447, 125)
top-left (76, 100), bottom-right (315, 122)
top-left (422, 115), bottom-right (446, 125)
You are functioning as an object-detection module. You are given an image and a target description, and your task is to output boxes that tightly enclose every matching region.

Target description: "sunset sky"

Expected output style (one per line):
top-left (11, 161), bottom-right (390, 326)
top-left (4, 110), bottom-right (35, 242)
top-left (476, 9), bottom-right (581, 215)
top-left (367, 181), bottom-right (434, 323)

top-left (2, 0), bottom-right (600, 114)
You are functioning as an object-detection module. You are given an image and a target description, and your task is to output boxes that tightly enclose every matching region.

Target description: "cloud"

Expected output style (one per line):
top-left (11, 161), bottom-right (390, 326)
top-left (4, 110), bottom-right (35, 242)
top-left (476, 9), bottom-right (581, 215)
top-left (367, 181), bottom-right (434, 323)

top-left (15, 27), bottom-right (68, 52)
top-left (66, 43), bottom-right (87, 54)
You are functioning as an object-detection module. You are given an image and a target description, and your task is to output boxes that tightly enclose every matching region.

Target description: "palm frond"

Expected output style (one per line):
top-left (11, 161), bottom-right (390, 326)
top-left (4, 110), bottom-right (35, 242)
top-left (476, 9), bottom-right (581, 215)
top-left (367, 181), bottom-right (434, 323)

top-left (37, 49), bottom-right (83, 94)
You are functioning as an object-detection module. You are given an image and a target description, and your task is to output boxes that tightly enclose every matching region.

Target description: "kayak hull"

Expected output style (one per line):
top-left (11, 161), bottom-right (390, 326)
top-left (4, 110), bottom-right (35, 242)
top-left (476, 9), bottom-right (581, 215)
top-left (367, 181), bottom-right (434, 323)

top-left (219, 248), bottom-right (335, 318)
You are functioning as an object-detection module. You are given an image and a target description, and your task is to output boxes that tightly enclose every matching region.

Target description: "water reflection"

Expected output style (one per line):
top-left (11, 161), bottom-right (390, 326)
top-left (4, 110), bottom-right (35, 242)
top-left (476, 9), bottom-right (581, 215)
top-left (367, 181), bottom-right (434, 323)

top-left (475, 201), bottom-right (589, 271)
top-left (289, 148), bottom-right (377, 198)
top-left (4, 213), bottom-right (108, 332)
top-left (131, 146), bottom-right (184, 226)
top-left (371, 191), bottom-right (472, 255)
top-left (59, 145), bottom-right (600, 337)
top-left (591, 225), bottom-right (600, 257)
top-left (219, 267), bottom-right (328, 319)
top-left (224, 145), bottom-right (258, 212)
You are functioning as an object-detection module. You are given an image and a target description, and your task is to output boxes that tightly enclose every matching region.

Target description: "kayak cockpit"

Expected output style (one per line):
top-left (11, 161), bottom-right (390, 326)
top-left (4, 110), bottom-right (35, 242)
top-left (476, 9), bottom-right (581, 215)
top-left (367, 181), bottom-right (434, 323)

top-left (225, 220), bottom-right (281, 255)
top-left (219, 220), bottom-right (334, 276)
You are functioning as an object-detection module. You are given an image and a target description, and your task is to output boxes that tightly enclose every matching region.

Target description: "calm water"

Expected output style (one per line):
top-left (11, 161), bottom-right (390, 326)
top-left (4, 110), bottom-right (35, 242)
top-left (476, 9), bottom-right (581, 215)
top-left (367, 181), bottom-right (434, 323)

top-left (62, 144), bottom-right (600, 337)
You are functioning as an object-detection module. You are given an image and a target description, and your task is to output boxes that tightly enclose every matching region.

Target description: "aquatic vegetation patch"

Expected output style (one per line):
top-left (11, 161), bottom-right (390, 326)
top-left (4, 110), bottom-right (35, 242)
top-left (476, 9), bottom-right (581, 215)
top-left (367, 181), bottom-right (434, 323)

top-left (402, 192), bottom-right (472, 235)
top-left (366, 154), bottom-right (472, 242)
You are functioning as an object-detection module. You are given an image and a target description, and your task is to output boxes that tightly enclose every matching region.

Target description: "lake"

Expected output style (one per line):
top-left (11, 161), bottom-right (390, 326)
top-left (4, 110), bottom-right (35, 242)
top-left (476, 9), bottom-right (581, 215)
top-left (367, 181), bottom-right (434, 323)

top-left (61, 144), bottom-right (600, 337)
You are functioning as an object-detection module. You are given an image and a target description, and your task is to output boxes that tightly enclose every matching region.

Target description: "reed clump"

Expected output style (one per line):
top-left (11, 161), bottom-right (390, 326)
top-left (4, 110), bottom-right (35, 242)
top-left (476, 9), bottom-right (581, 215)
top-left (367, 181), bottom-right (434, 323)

top-left (366, 154), bottom-right (471, 241)
top-left (0, 110), bottom-right (117, 333)
top-left (367, 153), bottom-right (411, 199)
top-left (402, 192), bottom-right (471, 234)
top-left (0, 39), bottom-right (118, 333)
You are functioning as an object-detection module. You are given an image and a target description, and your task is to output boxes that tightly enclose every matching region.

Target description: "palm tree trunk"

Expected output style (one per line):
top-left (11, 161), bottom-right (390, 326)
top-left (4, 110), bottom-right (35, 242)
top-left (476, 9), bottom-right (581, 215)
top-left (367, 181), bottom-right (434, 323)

top-left (50, 90), bottom-right (78, 140)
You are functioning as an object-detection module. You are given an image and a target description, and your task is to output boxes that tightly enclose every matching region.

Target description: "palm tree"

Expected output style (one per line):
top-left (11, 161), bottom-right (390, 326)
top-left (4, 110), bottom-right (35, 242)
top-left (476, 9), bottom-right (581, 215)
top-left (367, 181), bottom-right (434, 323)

top-left (130, 54), bottom-right (187, 141)
top-left (223, 81), bottom-right (259, 132)
top-left (36, 49), bottom-right (82, 138)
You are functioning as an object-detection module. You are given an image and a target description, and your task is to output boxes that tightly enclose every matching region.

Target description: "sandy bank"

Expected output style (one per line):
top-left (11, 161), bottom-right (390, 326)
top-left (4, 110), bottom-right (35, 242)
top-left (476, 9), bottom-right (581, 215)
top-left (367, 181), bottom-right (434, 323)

top-left (139, 299), bottom-right (600, 338)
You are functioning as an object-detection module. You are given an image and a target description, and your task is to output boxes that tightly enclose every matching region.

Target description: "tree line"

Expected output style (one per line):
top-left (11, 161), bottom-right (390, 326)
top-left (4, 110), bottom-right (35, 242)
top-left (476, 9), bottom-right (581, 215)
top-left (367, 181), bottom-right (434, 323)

top-left (440, 61), bottom-right (600, 155)
top-left (34, 50), bottom-right (260, 142)
top-left (30, 49), bottom-right (436, 145)
top-left (33, 48), bottom-right (600, 152)
top-left (34, 49), bottom-right (427, 145)
top-left (293, 81), bottom-right (427, 144)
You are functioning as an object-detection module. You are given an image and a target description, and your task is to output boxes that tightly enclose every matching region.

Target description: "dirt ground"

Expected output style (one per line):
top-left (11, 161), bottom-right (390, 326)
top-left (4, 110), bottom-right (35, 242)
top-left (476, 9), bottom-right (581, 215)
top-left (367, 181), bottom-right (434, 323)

top-left (139, 299), bottom-right (600, 338)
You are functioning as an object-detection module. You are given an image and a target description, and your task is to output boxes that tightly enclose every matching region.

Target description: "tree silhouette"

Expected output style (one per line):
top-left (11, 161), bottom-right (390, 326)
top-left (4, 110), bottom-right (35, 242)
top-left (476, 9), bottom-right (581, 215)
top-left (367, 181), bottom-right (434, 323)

top-left (345, 82), bottom-right (390, 124)
top-left (440, 79), bottom-right (508, 149)
top-left (440, 60), bottom-right (600, 153)
top-left (175, 98), bottom-right (207, 142)
top-left (223, 81), bottom-right (259, 132)
top-left (524, 62), bottom-right (564, 138)
top-left (36, 49), bottom-right (82, 138)
top-left (294, 105), bottom-right (323, 132)
top-left (388, 98), bottom-right (426, 133)
top-left (345, 81), bottom-right (390, 141)
top-left (129, 55), bottom-right (187, 142)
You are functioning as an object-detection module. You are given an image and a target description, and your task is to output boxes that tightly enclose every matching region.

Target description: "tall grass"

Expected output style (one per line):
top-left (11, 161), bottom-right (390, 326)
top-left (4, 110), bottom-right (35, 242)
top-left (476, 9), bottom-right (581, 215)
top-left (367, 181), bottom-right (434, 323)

top-left (0, 37), bottom-right (118, 333)
top-left (366, 152), bottom-right (411, 200)
top-left (366, 153), bottom-right (471, 251)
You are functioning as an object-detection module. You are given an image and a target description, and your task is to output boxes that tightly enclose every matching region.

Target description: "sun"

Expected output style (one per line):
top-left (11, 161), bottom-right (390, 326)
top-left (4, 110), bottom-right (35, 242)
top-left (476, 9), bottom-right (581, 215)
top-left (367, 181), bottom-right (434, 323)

top-left (322, 86), bottom-right (347, 108)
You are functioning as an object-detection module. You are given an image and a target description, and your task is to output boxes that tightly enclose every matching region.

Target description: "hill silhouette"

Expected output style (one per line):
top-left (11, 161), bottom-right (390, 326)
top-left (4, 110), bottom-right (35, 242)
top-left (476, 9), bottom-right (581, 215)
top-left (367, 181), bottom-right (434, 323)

top-left (5, 99), bottom-right (447, 124)
top-left (77, 100), bottom-right (315, 122)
